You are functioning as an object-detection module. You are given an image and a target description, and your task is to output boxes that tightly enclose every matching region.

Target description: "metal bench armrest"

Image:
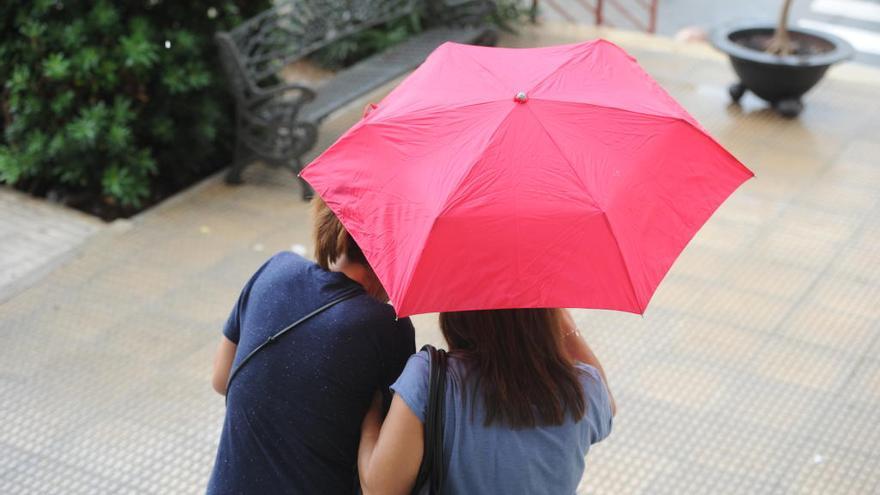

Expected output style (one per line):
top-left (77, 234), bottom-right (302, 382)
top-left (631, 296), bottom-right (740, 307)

top-left (249, 82), bottom-right (317, 107)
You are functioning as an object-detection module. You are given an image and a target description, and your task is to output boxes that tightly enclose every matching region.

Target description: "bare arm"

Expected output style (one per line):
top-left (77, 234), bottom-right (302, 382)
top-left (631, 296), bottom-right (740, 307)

top-left (559, 309), bottom-right (617, 416)
top-left (358, 392), bottom-right (424, 495)
top-left (212, 336), bottom-right (237, 395)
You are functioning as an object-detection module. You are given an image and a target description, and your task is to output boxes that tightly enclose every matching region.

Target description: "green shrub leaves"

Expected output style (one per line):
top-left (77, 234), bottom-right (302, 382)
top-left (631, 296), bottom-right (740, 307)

top-left (0, 1), bottom-right (267, 214)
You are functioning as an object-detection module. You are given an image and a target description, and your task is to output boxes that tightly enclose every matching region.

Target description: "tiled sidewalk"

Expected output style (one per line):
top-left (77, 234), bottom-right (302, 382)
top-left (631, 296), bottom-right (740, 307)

top-left (1, 23), bottom-right (879, 494)
top-left (0, 188), bottom-right (102, 303)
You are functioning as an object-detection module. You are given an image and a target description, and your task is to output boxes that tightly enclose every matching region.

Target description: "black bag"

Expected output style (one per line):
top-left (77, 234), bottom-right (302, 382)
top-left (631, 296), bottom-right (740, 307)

top-left (411, 344), bottom-right (448, 495)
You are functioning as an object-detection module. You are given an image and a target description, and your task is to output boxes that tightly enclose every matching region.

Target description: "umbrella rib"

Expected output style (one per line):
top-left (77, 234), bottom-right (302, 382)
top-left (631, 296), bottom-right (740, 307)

top-left (531, 99), bottom-right (751, 179)
top-left (531, 98), bottom-right (692, 126)
top-left (522, 104), bottom-right (601, 210)
top-left (397, 104), bottom-right (521, 313)
top-left (434, 105), bottom-right (520, 219)
top-left (365, 99), bottom-right (509, 127)
top-left (457, 47), bottom-right (514, 94)
top-left (600, 211), bottom-right (644, 313)
top-left (524, 103), bottom-right (642, 312)
top-left (527, 42), bottom-right (596, 95)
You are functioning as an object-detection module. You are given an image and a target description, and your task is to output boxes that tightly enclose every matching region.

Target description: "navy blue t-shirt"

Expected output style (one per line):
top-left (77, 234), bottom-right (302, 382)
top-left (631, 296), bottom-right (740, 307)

top-left (207, 252), bottom-right (415, 494)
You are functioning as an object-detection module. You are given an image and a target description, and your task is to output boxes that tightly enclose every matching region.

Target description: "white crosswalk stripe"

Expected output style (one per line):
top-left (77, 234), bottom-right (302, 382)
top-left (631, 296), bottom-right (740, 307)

top-left (798, 18), bottom-right (880, 55)
top-left (811, 0), bottom-right (880, 23)
top-left (802, 0), bottom-right (880, 63)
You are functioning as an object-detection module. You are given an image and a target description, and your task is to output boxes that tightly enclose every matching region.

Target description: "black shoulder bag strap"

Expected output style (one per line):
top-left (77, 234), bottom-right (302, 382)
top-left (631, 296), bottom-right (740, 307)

top-left (225, 290), bottom-right (360, 403)
top-left (412, 344), bottom-right (448, 495)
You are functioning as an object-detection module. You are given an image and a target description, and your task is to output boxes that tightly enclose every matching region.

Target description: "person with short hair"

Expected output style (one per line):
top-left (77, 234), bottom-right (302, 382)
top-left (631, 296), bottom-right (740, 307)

top-left (207, 198), bottom-right (415, 494)
top-left (357, 308), bottom-right (615, 495)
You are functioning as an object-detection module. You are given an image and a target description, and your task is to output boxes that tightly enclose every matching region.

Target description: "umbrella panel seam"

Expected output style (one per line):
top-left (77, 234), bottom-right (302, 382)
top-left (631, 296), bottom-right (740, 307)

top-left (456, 44), bottom-right (516, 95)
top-left (522, 101), bottom-right (643, 312)
top-left (521, 103), bottom-right (601, 210)
top-left (530, 98), bottom-right (692, 127)
top-left (600, 211), bottom-right (644, 313)
top-left (396, 104), bottom-right (520, 314)
top-left (363, 100), bottom-right (510, 127)
top-left (527, 42), bottom-right (597, 96)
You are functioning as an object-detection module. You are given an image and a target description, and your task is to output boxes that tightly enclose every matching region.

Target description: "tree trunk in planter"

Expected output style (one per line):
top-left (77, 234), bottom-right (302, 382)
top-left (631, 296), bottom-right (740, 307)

top-left (766, 0), bottom-right (795, 55)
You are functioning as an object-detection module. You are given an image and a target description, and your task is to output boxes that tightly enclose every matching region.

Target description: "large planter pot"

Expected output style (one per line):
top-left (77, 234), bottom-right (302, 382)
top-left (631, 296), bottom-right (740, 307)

top-left (711, 22), bottom-right (853, 117)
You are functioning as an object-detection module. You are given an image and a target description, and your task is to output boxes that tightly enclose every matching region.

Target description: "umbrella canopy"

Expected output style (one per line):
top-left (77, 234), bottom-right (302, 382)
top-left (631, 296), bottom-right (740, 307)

top-left (302, 40), bottom-right (753, 317)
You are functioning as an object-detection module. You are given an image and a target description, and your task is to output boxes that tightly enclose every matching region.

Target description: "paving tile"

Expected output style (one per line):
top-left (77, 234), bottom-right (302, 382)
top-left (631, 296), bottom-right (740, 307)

top-left (42, 416), bottom-right (218, 493)
top-left (646, 275), bottom-right (716, 313)
top-left (845, 359), bottom-right (880, 408)
top-left (726, 259), bottom-right (819, 301)
top-left (666, 244), bottom-right (740, 283)
top-left (783, 442), bottom-right (879, 495)
top-left (794, 178), bottom-right (880, 218)
top-left (689, 214), bottom-right (764, 254)
top-left (802, 277), bottom-right (880, 321)
top-left (814, 399), bottom-right (880, 461)
top-left (665, 317), bottom-right (770, 371)
top-left (636, 361), bottom-right (729, 411)
top-left (828, 234), bottom-right (880, 286)
top-left (687, 286), bottom-right (794, 332)
top-left (0, 188), bottom-right (102, 301)
top-left (747, 208), bottom-right (860, 271)
top-left (578, 441), bottom-right (680, 495)
top-left (711, 191), bottom-right (783, 229)
top-left (0, 448), bottom-right (125, 494)
top-left (780, 305), bottom-right (879, 354)
top-left (752, 337), bottom-right (857, 392)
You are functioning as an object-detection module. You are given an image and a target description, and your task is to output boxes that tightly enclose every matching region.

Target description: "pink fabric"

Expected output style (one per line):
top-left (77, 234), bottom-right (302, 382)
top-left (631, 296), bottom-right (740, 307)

top-left (302, 40), bottom-right (753, 316)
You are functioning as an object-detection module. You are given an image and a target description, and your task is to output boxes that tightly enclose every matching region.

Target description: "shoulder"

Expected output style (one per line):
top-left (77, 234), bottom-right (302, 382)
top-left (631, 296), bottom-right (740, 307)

top-left (256, 251), bottom-right (350, 293)
top-left (408, 349), bottom-right (430, 367)
top-left (574, 362), bottom-right (613, 442)
top-left (399, 349), bottom-right (432, 383)
top-left (573, 362), bottom-right (610, 402)
top-left (262, 251), bottom-right (313, 274)
top-left (390, 350), bottom-right (431, 422)
top-left (574, 363), bottom-right (603, 385)
top-left (350, 298), bottom-right (414, 335)
top-left (245, 251), bottom-right (310, 287)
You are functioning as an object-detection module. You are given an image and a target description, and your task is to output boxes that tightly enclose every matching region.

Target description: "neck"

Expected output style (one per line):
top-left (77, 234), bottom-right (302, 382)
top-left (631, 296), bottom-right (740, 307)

top-left (335, 261), bottom-right (371, 288)
top-left (331, 256), bottom-right (387, 302)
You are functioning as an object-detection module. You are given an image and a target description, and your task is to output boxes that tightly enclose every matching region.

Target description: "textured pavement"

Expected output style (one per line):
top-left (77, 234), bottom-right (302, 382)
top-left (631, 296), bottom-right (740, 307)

top-left (1, 23), bottom-right (880, 494)
top-left (0, 188), bottom-right (102, 303)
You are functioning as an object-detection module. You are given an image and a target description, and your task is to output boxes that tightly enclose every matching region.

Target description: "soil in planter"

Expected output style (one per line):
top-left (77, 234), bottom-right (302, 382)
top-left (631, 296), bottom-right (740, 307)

top-left (734, 31), bottom-right (835, 57)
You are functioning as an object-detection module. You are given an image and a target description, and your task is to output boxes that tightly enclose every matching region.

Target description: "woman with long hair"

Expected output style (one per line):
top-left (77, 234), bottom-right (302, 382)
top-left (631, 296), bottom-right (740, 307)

top-left (207, 198), bottom-right (415, 494)
top-left (357, 307), bottom-right (615, 494)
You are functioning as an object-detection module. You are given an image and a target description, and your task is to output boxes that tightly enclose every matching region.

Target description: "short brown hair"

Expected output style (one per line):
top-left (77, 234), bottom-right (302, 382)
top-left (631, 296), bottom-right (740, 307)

top-left (312, 196), bottom-right (367, 269)
top-left (440, 308), bottom-right (586, 429)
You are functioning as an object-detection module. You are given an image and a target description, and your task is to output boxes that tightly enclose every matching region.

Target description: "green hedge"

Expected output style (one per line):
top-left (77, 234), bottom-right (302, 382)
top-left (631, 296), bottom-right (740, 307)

top-left (310, 1), bottom-right (528, 70)
top-left (0, 1), bottom-right (268, 216)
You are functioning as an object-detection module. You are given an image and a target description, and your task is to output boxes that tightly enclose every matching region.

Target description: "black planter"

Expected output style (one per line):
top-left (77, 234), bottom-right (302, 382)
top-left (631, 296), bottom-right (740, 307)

top-left (712, 22), bottom-right (853, 117)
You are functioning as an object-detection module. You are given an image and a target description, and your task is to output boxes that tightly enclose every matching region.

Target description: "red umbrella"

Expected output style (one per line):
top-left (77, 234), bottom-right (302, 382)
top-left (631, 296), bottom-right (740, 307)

top-left (301, 40), bottom-right (753, 317)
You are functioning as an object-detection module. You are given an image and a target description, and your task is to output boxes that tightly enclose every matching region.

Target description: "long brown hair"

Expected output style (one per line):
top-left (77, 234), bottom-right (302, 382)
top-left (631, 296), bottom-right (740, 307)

top-left (439, 308), bottom-right (586, 429)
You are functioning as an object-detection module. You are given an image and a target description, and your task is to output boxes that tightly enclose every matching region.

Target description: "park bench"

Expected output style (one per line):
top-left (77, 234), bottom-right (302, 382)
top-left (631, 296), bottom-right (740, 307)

top-left (216, 0), bottom-right (498, 197)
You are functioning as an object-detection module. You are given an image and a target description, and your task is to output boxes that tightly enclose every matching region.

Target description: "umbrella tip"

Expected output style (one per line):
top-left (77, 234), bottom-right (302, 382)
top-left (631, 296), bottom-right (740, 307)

top-left (514, 91), bottom-right (528, 103)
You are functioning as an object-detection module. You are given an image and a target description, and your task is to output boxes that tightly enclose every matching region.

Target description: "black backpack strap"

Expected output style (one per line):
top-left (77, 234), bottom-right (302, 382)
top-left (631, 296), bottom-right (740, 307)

top-left (225, 289), bottom-right (360, 402)
top-left (412, 344), bottom-right (448, 495)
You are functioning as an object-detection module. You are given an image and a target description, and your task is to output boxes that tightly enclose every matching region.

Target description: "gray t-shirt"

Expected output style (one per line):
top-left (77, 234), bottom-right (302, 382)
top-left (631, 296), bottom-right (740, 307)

top-left (391, 350), bottom-right (613, 495)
